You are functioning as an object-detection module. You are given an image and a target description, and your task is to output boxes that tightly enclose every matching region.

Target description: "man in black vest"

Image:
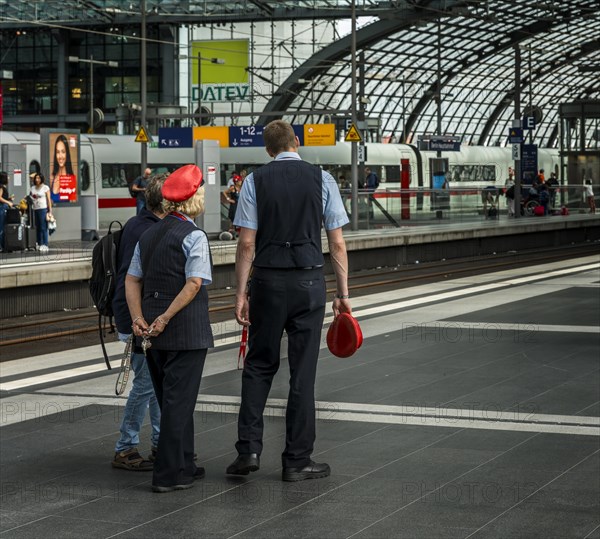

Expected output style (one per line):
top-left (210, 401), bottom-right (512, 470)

top-left (226, 120), bottom-right (351, 482)
top-left (111, 173), bottom-right (167, 471)
top-left (126, 165), bottom-right (213, 493)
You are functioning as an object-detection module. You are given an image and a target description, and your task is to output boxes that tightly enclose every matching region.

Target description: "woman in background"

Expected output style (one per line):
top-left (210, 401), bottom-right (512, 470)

top-left (0, 171), bottom-right (15, 252)
top-left (30, 173), bottom-right (53, 252)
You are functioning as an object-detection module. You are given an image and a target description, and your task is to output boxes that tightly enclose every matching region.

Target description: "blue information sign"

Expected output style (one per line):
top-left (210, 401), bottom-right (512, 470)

top-left (229, 125), bottom-right (265, 147)
top-left (158, 127), bottom-right (193, 148)
top-left (521, 144), bottom-right (538, 184)
top-left (508, 127), bottom-right (524, 144)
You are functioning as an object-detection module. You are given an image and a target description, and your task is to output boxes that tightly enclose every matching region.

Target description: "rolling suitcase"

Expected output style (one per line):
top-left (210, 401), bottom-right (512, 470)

top-left (4, 224), bottom-right (37, 252)
top-left (5, 207), bottom-right (21, 224)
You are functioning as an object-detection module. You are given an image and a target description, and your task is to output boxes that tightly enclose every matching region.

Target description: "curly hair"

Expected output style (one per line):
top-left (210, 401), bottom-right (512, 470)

top-left (163, 186), bottom-right (205, 218)
top-left (145, 173), bottom-right (168, 213)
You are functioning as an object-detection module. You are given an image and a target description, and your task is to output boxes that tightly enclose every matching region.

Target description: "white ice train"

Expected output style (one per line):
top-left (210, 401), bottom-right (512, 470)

top-left (0, 131), bottom-right (560, 227)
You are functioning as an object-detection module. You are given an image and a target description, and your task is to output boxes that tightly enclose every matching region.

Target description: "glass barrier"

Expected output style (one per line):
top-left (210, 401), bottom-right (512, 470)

top-left (339, 184), bottom-right (597, 229)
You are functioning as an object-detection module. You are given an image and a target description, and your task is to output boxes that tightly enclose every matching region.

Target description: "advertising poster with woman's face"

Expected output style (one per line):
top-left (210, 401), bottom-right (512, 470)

top-left (49, 133), bottom-right (78, 203)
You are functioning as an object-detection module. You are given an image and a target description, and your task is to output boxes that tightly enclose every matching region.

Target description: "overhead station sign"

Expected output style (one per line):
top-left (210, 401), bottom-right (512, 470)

top-left (159, 127), bottom-right (193, 148)
top-left (418, 135), bottom-right (461, 152)
top-left (159, 124), bottom-right (336, 149)
top-left (305, 124), bottom-right (335, 146)
top-left (192, 40), bottom-right (250, 103)
top-left (229, 125), bottom-right (264, 147)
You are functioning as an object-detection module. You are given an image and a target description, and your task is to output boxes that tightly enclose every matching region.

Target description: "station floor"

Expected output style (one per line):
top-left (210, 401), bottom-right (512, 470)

top-left (1, 255), bottom-right (599, 538)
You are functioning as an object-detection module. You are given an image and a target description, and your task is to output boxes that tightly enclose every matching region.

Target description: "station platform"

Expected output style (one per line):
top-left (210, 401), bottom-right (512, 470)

top-left (1, 213), bottom-right (599, 319)
top-left (1, 255), bottom-right (599, 538)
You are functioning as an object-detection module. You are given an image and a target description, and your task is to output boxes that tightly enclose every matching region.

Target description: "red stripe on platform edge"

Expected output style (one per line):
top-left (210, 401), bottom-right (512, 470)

top-left (99, 198), bottom-right (137, 208)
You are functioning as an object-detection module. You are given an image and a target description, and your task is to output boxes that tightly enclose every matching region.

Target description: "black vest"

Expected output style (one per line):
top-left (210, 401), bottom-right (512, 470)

top-left (253, 159), bottom-right (324, 269)
top-left (138, 215), bottom-right (213, 350)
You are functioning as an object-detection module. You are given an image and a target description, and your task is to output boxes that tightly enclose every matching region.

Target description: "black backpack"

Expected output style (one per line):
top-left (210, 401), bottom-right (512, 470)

top-left (89, 221), bottom-right (123, 369)
top-left (128, 179), bottom-right (137, 198)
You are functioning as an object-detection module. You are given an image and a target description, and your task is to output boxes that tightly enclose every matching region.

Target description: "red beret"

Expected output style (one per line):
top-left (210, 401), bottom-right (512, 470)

top-left (162, 164), bottom-right (204, 202)
top-left (327, 313), bottom-right (363, 358)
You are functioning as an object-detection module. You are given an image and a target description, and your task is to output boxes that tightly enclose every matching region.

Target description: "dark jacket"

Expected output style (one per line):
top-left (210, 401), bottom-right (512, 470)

top-left (112, 208), bottom-right (161, 335)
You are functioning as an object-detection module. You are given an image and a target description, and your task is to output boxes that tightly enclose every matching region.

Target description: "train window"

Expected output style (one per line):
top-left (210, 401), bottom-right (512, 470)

top-left (384, 165), bottom-right (400, 183)
top-left (149, 164), bottom-right (180, 175)
top-left (102, 163), bottom-right (140, 188)
top-left (29, 160), bottom-right (41, 177)
top-left (80, 160), bottom-right (90, 191)
top-left (448, 164), bottom-right (496, 183)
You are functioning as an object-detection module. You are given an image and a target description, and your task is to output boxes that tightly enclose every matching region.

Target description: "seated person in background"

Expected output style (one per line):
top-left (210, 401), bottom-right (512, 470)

top-left (482, 185), bottom-right (498, 218)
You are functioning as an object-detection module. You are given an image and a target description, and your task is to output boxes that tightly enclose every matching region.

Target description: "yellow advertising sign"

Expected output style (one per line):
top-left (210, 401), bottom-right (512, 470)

top-left (191, 40), bottom-right (249, 103)
top-left (193, 126), bottom-right (229, 148)
top-left (304, 124), bottom-right (335, 146)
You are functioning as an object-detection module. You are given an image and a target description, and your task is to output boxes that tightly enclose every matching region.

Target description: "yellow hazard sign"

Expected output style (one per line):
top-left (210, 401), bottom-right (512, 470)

top-left (345, 123), bottom-right (362, 143)
top-left (135, 126), bottom-right (152, 143)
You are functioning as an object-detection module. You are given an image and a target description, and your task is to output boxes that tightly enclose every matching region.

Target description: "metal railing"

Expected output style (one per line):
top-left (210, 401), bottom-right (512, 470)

top-left (339, 184), bottom-right (597, 229)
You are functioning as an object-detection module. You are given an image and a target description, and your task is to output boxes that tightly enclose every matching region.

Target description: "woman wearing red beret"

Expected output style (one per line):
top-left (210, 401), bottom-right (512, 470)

top-left (126, 164), bottom-right (213, 493)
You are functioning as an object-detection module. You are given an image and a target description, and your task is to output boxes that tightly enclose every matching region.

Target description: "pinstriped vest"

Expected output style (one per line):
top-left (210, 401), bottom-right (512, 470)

top-left (139, 215), bottom-right (213, 350)
top-left (253, 159), bottom-right (324, 269)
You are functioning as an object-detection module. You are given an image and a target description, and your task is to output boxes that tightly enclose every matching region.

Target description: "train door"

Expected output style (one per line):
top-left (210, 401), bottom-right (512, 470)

top-left (430, 157), bottom-right (450, 215)
top-left (79, 141), bottom-right (94, 194)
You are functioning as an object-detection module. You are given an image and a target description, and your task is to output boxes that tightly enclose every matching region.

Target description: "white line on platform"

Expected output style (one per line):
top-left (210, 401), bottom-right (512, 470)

top-left (2, 392), bottom-right (598, 436)
top-left (196, 395), bottom-right (600, 436)
top-left (425, 322), bottom-right (600, 334)
top-left (2, 261), bottom-right (598, 392)
top-left (346, 262), bottom-right (599, 321)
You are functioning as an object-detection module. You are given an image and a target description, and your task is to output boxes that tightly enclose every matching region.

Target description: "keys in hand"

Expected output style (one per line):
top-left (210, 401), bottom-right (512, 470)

top-left (142, 332), bottom-right (152, 356)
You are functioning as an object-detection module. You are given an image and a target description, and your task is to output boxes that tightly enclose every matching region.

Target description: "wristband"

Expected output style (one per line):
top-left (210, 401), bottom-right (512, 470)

top-left (132, 316), bottom-right (144, 326)
top-left (335, 294), bottom-right (350, 299)
top-left (156, 317), bottom-right (169, 325)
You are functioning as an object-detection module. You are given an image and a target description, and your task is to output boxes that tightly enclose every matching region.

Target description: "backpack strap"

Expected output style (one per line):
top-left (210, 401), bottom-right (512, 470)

top-left (98, 313), bottom-right (113, 370)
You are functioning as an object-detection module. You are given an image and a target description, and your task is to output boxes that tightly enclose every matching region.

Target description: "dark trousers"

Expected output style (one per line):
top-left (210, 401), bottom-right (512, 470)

top-left (235, 267), bottom-right (326, 468)
top-left (146, 348), bottom-right (206, 487)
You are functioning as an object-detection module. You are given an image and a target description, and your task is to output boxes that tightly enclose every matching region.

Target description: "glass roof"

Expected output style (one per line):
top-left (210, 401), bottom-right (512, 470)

top-left (1, 0), bottom-right (599, 147)
top-left (261, 0), bottom-right (600, 147)
top-left (0, 1), bottom-right (382, 27)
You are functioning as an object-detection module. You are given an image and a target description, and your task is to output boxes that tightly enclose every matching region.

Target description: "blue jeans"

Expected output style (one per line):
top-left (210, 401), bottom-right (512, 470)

top-left (115, 335), bottom-right (161, 452)
top-left (136, 197), bottom-right (145, 215)
top-left (0, 203), bottom-right (7, 250)
top-left (34, 208), bottom-right (49, 247)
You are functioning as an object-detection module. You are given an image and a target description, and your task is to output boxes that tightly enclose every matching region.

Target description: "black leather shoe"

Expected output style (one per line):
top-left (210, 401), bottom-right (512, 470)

top-left (282, 461), bottom-right (330, 482)
top-left (226, 453), bottom-right (260, 475)
top-left (193, 466), bottom-right (205, 480)
top-left (152, 482), bottom-right (194, 493)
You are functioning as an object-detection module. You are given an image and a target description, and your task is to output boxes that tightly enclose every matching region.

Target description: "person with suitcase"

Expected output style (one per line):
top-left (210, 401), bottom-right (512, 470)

top-left (0, 171), bottom-right (15, 252)
top-left (29, 173), bottom-right (53, 252)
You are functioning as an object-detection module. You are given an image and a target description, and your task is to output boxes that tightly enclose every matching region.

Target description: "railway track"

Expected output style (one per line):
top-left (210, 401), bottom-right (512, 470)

top-left (1, 243), bottom-right (598, 359)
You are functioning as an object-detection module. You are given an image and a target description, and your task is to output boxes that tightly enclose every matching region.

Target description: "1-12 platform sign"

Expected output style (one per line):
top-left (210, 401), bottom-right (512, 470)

top-left (229, 125), bottom-right (264, 147)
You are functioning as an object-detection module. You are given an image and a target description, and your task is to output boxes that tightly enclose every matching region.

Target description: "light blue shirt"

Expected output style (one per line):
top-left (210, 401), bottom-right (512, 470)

top-left (127, 214), bottom-right (212, 285)
top-left (233, 152), bottom-right (350, 231)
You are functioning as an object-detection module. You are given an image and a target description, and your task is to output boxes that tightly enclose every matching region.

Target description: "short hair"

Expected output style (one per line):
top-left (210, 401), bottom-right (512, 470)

top-left (145, 173), bottom-right (168, 213)
top-left (0, 171), bottom-right (8, 185)
top-left (264, 120), bottom-right (296, 155)
top-left (163, 186), bottom-right (205, 218)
